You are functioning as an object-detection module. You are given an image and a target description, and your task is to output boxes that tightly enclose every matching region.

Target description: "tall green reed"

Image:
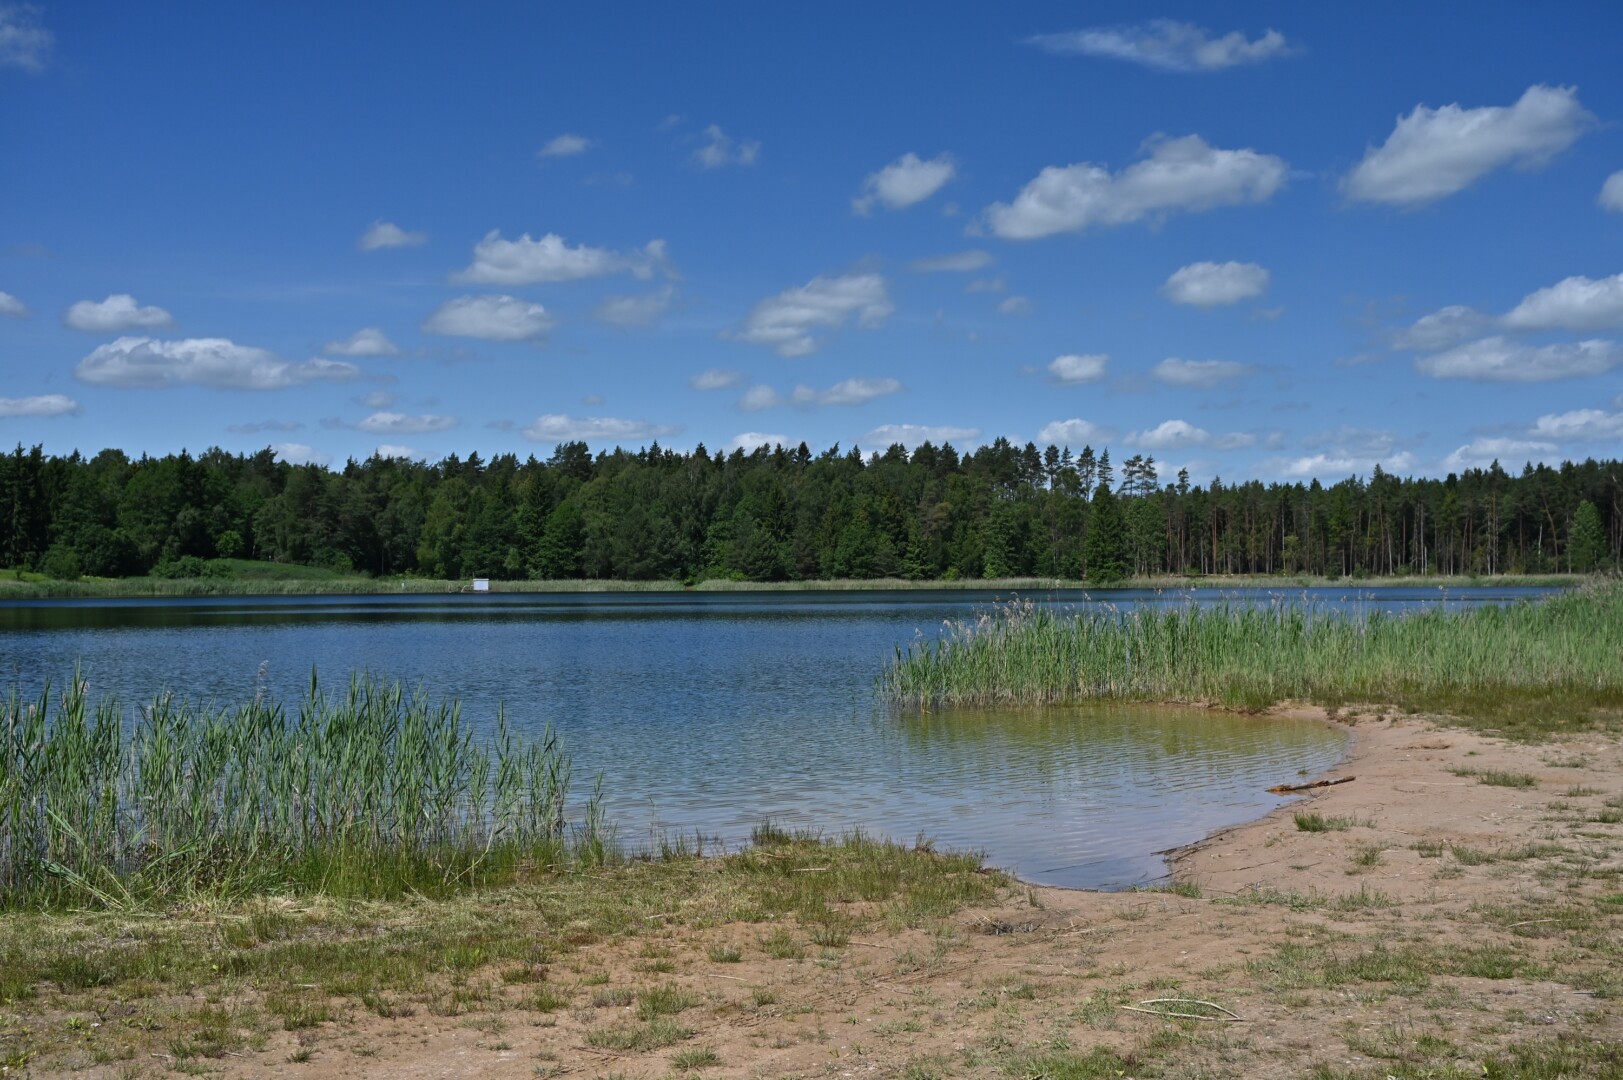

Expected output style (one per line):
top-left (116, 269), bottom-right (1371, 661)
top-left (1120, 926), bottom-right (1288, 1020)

top-left (880, 578), bottom-right (1623, 716)
top-left (1, 673), bottom-right (599, 909)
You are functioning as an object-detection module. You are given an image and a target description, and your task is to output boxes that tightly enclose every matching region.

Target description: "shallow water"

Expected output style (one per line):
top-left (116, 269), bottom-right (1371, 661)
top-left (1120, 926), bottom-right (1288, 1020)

top-left (0, 586), bottom-right (1556, 887)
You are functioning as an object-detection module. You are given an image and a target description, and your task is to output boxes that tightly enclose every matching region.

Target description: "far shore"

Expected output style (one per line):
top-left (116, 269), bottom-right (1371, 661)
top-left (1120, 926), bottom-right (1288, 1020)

top-left (0, 570), bottom-right (1584, 600)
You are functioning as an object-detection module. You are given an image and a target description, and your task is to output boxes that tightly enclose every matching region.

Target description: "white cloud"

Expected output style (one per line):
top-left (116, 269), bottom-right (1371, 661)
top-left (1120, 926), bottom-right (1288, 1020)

top-left (1393, 305), bottom-right (1491, 350)
top-left (1530, 408), bottom-right (1623, 441)
top-left (1151, 358), bottom-right (1253, 388)
top-left (1048, 354), bottom-right (1109, 383)
top-left (358, 221), bottom-right (426, 251)
top-left (692, 124), bottom-right (759, 169)
top-left (64, 294), bottom-right (174, 333)
top-left (1343, 85), bottom-right (1594, 206)
top-left (862, 423), bottom-right (980, 449)
top-left (355, 411), bottom-right (456, 435)
top-left (909, 250), bottom-right (994, 273)
top-left (1122, 419), bottom-right (1257, 452)
top-left (0, 4), bottom-right (52, 71)
top-left (271, 443), bottom-right (330, 467)
top-left (0, 394), bottom-right (78, 417)
top-left (965, 276), bottom-right (1006, 294)
top-left (738, 385), bottom-right (782, 412)
top-left (521, 414), bottom-right (680, 444)
top-left (593, 284), bottom-right (676, 328)
top-left (375, 444), bottom-right (423, 460)
top-left (1601, 171), bottom-right (1623, 213)
top-left (1502, 272), bottom-right (1623, 331)
top-left (1442, 438), bottom-right (1557, 473)
top-left (1416, 336), bottom-right (1619, 381)
top-left (453, 231), bottom-right (671, 285)
top-left (733, 272), bottom-right (892, 357)
top-left (999, 296), bottom-right (1034, 316)
top-left (1026, 20), bottom-right (1289, 73)
top-left (790, 377), bottom-right (903, 406)
top-left (853, 153), bottom-right (956, 214)
top-left (1038, 418), bottom-right (1111, 445)
top-left (1161, 261), bottom-right (1268, 306)
top-left (983, 135), bottom-right (1287, 240)
top-left (538, 133), bottom-right (593, 158)
top-left (1301, 427), bottom-right (1411, 459)
top-left (422, 296), bottom-right (553, 341)
top-left (75, 337), bottom-right (360, 390)
top-left (690, 369), bottom-right (744, 391)
top-left (728, 432), bottom-right (789, 453)
top-left (324, 327), bottom-right (399, 357)
top-left (358, 389), bottom-right (396, 409)
top-left (1273, 451), bottom-right (1418, 479)
top-left (0, 291), bottom-right (27, 317)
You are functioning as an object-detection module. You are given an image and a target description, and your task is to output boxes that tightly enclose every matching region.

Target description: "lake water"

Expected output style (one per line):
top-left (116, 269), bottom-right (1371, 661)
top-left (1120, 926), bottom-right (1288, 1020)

top-left (0, 585), bottom-right (1560, 888)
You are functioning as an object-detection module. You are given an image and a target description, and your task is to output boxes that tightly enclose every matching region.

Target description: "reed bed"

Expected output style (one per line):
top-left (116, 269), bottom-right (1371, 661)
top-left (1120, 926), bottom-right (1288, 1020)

top-left (0, 674), bottom-right (598, 909)
top-left (880, 578), bottom-right (1623, 716)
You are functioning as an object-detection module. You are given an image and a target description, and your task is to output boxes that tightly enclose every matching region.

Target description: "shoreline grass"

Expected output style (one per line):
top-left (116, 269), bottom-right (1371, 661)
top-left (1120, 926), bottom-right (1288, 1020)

top-left (879, 577), bottom-right (1623, 731)
top-left (1, 675), bottom-right (598, 910)
top-left (0, 569), bottom-right (1582, 600)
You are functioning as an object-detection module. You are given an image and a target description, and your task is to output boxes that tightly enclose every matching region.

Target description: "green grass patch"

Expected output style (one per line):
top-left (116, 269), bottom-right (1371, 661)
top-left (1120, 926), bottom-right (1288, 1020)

top-left (1452, 767), bottom-right (1539, 788)
top-left (1295, 812), bottom-right (1364, 832)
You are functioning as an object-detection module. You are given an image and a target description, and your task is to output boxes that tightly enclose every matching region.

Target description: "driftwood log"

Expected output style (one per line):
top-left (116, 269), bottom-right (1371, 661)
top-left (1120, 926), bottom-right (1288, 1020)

top-left (1267, 776), bottom-right (1355, 795)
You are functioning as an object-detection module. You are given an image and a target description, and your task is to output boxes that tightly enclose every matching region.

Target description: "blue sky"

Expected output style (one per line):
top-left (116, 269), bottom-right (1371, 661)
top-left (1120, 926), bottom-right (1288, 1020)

top-left (3, 2), bottom-right (1622, 483)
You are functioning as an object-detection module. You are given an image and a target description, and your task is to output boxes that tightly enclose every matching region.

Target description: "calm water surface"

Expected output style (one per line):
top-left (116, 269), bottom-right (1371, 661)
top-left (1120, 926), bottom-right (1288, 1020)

top-left (0, 586), bottom-right (1559, 887)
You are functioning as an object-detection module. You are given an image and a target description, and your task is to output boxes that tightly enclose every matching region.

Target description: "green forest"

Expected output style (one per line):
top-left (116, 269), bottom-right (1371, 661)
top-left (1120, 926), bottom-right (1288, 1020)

top-left (2, 439), bottom-right (1618, 584)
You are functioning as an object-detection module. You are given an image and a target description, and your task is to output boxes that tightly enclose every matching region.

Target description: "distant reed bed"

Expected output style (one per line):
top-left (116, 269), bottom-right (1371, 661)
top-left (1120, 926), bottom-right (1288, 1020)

top-left (1, 674), bottom-right (603, 909)
top-left (880, 579), bottom-right (1621, 717)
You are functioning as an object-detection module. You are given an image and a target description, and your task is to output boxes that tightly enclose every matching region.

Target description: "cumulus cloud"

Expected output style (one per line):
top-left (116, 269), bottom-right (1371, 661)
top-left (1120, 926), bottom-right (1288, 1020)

top-left (1301, 427), bottom-right (1413, 459)
top-left (227, 420), bottom-right (304, 434)
top-left (1602, 171), bottom-right (1623, 213)
top-left (1442, 438), bottom-right (1557, 473)
top-left (593, 285), bottom-right (676, 328)
top-left (324, 327), bottom-right (399, 357)
top-left (1416, 336), bottom-right (1619, 381)
top-left (998, 296), bottom-right (1034, 316)
top-left (738, 385), bottom-right (782, 412)
top-left (355, 411), bottom-right (456, 435)
top-left (791, 377), bottom-right (903, 406)
top-left (692, 124), bottom-right (759, 169)
top-left (358, 389), bottom-right (397, 409)
top-left (1502, 272), bottom-right (1623, 331)
top-left (862, 423), bottom-right (980, 449)
top-left (690, 369), bottom-right (744, 391)
top-left (422, 296), bottom-right (553, 341)
top-left (1530, 408), bottom-right (1623, 441)
top-left (0, 291), bottom-right (27, 317)
top-left (271, 443), bottom-right (330, 467)
top-left (1128, 419), bottom-right (1255, 451)
top-left (0, 394), bottom-right (78, 417)
top-left (64, 294), bottom-right (174, 333)
top-left (983, 135), bottom-right (1287, 240)
top-left (1037, 418), bottom-right (1112, 445)
top-left (1151, 358), bottom-right (1253, 388)
top-left (1393, 305), bottom-right (1491, 350)
top-left (1048, 354), bottom-right (1109, 383)
top-left (853, 153), bottom-right (956, 214)
top-left (728, 432), bottom-right (788, 453)
top-left (1343, 85), bottom-right (1594, 206)
top-left (521, 414), bottom-right (681, 444)
top-left (1026, 20), bottom-right (1289, 72)
top-left (538, 133), bottom-right (593, 158)
top-left (374, 444), bottom-right (422, 460)
top-left (732, 272), bottom-right (892, 357)
top-left (75, 337), bottom-right (360, 390)
top-left (0, 4), bottom-right (52, 71)
top-left (909, 250), bottom-right (994, 273)
top-left (1273, 451), bottom-right (1419, 480)
top-left (358, 221), bottom-right (426, 251)
top-left (453, 231), bottom-right (671, 285)
top-left (1161, 261), bottom-right (1268, 307)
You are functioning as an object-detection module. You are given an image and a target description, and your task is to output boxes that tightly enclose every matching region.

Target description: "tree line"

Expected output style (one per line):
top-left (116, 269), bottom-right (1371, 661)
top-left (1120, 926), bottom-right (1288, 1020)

top-left (2, 439), bottom-right (1617, 583)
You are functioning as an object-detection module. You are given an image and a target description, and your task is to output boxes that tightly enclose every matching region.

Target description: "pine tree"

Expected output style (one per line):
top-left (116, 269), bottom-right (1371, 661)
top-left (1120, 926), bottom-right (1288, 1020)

top-left (1083, 482), bottom-right (1128, 583)
top-left (1570, 500), bottom-right (1606, 572)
